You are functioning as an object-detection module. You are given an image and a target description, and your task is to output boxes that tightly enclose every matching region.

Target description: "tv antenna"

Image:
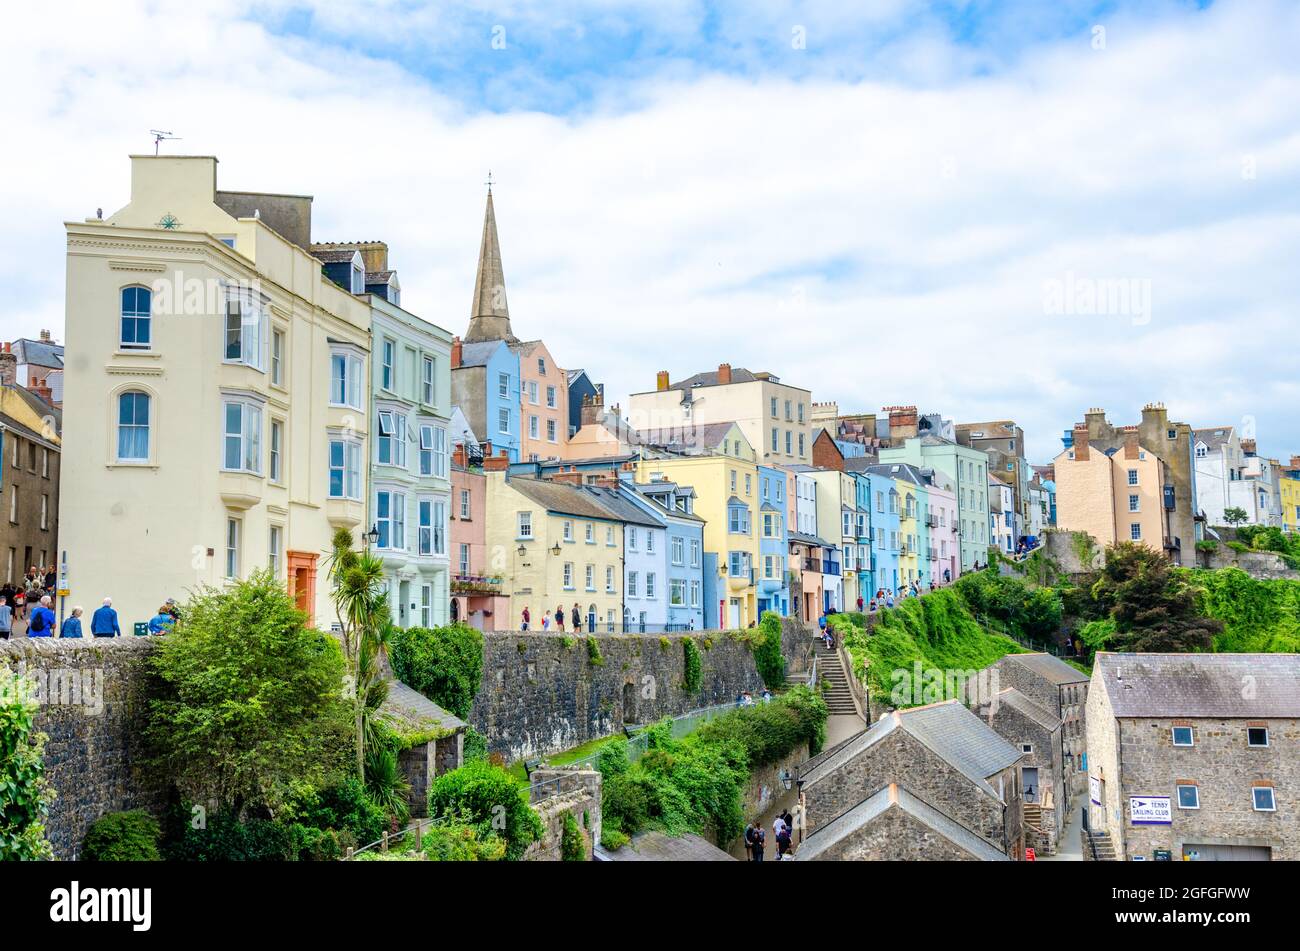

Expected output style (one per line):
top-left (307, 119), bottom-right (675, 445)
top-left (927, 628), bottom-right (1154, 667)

top-left (150, 130), bottom-right (181, 155)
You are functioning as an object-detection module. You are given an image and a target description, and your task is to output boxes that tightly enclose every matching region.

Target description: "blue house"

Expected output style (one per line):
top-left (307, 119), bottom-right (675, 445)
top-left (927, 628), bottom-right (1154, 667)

top-left (757, 465), bottom-right (790, 616)
top-left (862, 467), bottom-right (901, 596)
top-left (630, 480), bottom-right (707, 631)
top-left (451, 338), bottom-right (521, 462)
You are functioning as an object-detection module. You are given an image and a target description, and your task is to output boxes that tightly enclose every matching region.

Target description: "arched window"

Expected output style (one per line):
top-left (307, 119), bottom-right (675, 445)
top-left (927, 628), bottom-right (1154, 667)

top-left (120, 286), bottom-right (152, 350)
top-left (117, 391), bottom-right (151, 461)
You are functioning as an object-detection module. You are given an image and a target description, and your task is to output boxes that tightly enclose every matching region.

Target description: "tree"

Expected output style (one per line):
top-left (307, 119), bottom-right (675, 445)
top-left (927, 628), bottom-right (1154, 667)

top-left (143, 570), bottom-right (352, 816)
top-left (427, 759), bottom-right (543, 860)
top-left (1089, 543), bottom-right (1221, 652)
top-left (0, 666), bottom-right (55, 860)
top-left (389, 623), bottom-right (484, 719)
top-left (326, 527), bottom-right (391, 780)
top-left (1223, 507), bottom-right (1249, 528)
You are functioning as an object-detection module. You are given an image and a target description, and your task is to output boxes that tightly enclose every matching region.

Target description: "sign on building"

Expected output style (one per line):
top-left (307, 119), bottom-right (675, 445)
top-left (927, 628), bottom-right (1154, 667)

top-left (1129, 796), bottom-right (1172, 825)
top-left (1089, 775), bottom-right (1102, 806)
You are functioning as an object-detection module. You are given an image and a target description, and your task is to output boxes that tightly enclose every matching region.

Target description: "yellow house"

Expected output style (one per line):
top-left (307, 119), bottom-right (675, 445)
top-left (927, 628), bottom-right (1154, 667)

top-left (636, 441), bottom-right (761, 629)
top-left (60, 155), bottom-right (371, 627)
top-left (1281, 461), bottom-right (1300, 534)
top-left (483, 466), bottom-right (632, 631)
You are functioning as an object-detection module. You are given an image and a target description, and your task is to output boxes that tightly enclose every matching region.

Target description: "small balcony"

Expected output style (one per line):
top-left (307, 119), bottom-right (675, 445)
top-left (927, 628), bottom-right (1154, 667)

top-left (803, 557), bottom-right (822, 573)
top-left (451, 573), bottom-right (503, 596)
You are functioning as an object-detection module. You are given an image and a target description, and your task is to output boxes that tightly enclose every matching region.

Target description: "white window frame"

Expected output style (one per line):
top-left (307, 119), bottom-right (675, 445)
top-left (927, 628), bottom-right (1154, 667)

top-left (271, 329), bottom-right (285, 387)
top-left (225, 517), bottom-right (241, 579)
top-left (376, 489), bottom-right (406, 551)
top-left (268, 524), bottom-right (282, 577)
top-left (328, 435), bottom-right (362, 500)
top-left (1252, 786), bottom-right (1277, 812)
top-left (517, 511), bottom-right (533, 540)
top-left (1247, 727), bottom-right (1269, 748)
top-left (422, 355), bottom-right (435, 406)
top-left (223, 291), bottom-right (268, 371)
top-left (270, 418), bottom-right (284, 483)
top-left (330, 349), bottom-right (364, 410)
top-left (1176, 783), bottom-right (1200, 810)
top-left (1172, 726), bottom-right (1194, 747)
top-left (222, 397), bottom-right (263, 475)
top-left (381, 338), bottom-right (396, 391)
top-left (116, 390), bottom-right (152, 463)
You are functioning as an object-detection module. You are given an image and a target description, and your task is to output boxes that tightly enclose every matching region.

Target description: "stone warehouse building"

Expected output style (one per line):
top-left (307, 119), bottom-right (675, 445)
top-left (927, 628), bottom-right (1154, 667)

top-left (989, 653), bottom-right (1089, 801)
top-left (977, 688), bottom-right (1065, 854)
top-left (1086, 652), bottom-right (1300, 861)
top-left (797, 699), bottom-right (1025, 859)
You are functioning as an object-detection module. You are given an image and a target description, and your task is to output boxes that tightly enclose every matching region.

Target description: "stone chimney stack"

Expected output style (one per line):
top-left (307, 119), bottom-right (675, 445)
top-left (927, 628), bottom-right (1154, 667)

top-left (717, 363), bottom-right (732, 386)
top-left (0, 344), bottom-right (15, 388)
top-left (1241, 438), bottom-right (1257, 455)
top-left (885, 405), bottom-right (919, 443)
top-left (483, 449), bottom-right (511, 472)
top-left (1122, 426), bottom-right (1140, 459)
top-left (1073, 424), bottom-right (1090, 461)
top-left (39, 329), bottom-right (51, 342)
top-left (581, 391), bottom-right (605, 428)
top-left (450, 336), bottom-right (463, 369)
top-left (1290, 455), bottom-right (1300, 470)
top-left (656, 370), bottom-right (670, 391)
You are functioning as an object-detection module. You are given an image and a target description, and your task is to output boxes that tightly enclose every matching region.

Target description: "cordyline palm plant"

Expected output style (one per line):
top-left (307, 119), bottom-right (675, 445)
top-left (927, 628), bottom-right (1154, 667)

top-left (326, 526), bottom-right (391, 780)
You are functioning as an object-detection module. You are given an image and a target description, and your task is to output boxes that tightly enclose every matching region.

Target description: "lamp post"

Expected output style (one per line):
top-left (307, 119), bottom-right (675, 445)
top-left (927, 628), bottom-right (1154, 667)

top-left (364, 524), bottom-right (380, 550)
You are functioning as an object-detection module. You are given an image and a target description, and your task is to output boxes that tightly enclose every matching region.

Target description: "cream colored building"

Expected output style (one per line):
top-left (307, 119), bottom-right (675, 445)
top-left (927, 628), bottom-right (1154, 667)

top-left (627, 364), bottom-right (813, 467)
top-left (1053, 425), bottom-right (1167, 549)
top-left (60, 155), bottom-right (371, 628)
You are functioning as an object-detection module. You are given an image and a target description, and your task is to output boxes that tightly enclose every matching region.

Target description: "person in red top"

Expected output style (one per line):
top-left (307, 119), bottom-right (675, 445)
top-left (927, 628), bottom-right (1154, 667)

top-left (521, 606), bottom-right (530, 631)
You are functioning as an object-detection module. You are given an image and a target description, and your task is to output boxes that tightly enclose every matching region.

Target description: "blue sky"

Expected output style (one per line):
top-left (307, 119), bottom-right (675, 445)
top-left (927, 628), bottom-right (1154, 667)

top-left (2, 0), bottom-right (1297, 462)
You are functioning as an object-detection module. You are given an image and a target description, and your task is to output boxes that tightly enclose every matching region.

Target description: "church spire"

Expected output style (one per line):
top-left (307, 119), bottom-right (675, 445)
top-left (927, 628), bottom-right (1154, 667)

top-left (465, 177), bottom-right (516, 343)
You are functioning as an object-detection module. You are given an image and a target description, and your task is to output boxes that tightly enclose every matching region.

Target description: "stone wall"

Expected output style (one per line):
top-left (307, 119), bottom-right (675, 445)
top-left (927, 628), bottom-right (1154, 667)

top-left (805, 807), bottom-right (988, 861)
top-left (1041, 528), bottom-right (1101, 575)
top-left (981, 698), bottom-right (1063, 853)
top-left (524, 768), bottom-right (601, 861)
top-left (1199, 546), bottom-right (1300, 580)
top-left (0, 638), bottom-right (164, 860)
top-left (742, 744), bottom-right (808, 824)
top-left (469, 629), bottom-right (768, 761)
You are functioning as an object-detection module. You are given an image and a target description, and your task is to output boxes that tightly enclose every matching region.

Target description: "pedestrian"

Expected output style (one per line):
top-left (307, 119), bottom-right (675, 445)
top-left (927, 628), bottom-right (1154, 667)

top-left (735, 693), bottom-right (745, 709)
top-left (856, 596), bottom-right (864, 613)
top-left (572, 603), bottom-right (583, 634)
top-left (521, 606), bottom-right (530, 631)
top-left (90, 597), bottom-right (121, 638)
top-left (60, 607), bottom-right (84, 638)
top-left (885, 592), bottom-right (894, 609)
top-left (775, 815), bottom-right (792, 857)
top-left (162, 598), bottom-right (182, 623)
top-left (14, 586), bottom-right (25, 620)
top-left (762, 688), bottom-right (772, 703)
top-left (743, 822), bottom-right (756, 861)
top-left (542, 610), bottom-right (551, 631)
top-left (751, 824), bottom-right (766, 862)
top-left (148, 606), bottom-right (175, 635)
top-left (44, 565), bottom-right (56, 591)
top-left (0, 595), bottom-right (10, 640)
top-left (27, 595), bottom-right (56, 638)
top-left (817, 613), bottom-right (827, 635)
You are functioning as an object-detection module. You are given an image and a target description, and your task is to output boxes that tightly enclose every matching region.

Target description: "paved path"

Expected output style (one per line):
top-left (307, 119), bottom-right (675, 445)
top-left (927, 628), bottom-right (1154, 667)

top-left (1039, 803), bottom-right (1084, 862)
top-left (825, 713), bottom-right (866, 748)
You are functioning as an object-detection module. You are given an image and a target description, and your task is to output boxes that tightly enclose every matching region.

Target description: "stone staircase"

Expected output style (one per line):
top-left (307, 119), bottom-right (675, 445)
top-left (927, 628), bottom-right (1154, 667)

top-left (814, 640), bottom-right (859, 716)
top-left (1082, 828), bottom-right (1117, 861)
top-left (1022, 803), bottom-right (1048, 855)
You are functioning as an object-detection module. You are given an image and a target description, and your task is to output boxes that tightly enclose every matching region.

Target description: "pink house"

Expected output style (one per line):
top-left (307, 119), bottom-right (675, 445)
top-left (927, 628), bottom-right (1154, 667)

top-left (450, 446), bottom-right (510, 629)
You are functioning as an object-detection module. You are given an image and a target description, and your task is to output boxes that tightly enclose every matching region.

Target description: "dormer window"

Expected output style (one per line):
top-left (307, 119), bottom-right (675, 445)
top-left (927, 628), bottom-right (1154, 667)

top-left (350, 253), bottom-right (365, 294)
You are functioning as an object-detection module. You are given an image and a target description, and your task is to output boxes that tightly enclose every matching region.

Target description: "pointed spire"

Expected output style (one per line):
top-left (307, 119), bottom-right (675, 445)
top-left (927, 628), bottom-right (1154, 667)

top-left (465, 182), bottom-right (516, 343)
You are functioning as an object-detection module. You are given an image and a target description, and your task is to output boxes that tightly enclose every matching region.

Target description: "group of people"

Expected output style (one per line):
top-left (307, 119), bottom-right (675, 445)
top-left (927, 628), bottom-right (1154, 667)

top-left (0, 565), bottom-right (58, 622)
top-left (519, 604), bottom-right (589, 633)
top-left (734, 689), bottom-right (773, 708)
top-left (743, 808), bottom-right (798, 861)
top-left (0, 593), bottom-right (180, 640)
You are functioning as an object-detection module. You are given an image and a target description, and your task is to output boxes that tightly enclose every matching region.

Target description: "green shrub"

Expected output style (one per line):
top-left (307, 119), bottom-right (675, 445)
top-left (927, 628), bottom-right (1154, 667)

top-left (1184, 567), bottom-right (1300, 652)
top-left (82, 810), bottom-right (161, 861)
top-left (428, 759), bottom-right (543, 861)
top-left (161, 808), bottom-right (296, 861)
top-left (586, 636), bottom-right (604, 667)
top-left (389, 623), bottom-right (484, 720)
top-left (462, 726), bottom-right (489, 763)
top-left (280, 777), bottom-right (387, 849)
top-left (753, 611), bottom-right (785, 689)
top-left (600, 822), bottom-right (629, 851)
top-left (682, 638), bottom-right (702, 692)
top-left (423, 820), bottom-right (507, 861)
top-left (1227, 541), bottom-right (1250, 554)
top-left (0, 666), bottom-right (54, 860)
top-left (695, 685), bottom-right (828, 763)
top-left (658, 636), bottom-right (670, 651)
top-left (595, 737), bottom-right (631, 778)
top-left (561, 812), bottom-right (587, 861)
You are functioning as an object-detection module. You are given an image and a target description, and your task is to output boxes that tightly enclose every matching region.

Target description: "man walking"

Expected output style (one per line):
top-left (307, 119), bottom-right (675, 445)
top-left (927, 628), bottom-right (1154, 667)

top-left (90, 597), bottom-right (121, 638)
top-left (521, 606), bottom-right (530, 631)
top-left (0, 595), bottom-right (11, 640)
top-left (27, 595), bottom-right (56, 638)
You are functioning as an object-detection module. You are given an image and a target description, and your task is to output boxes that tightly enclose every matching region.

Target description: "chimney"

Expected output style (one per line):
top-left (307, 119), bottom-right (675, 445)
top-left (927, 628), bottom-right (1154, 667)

top-left (39, 329), bottom-right (51, 343)
top-left (1122, 426), bottom-right (1140, 459)
top-left (656, 370), bottom-right (670, 391)
top-left (1084, 407), bottom-right (1107, 433)
top-left (451, 336), bottom-right (463, 369)
top-left (885, 405), bottom-right (919, 443)
top-left (1290, 455), bottom-right (1300, 470)
top-left (549, 468), bottom-right (585, 486)
top-left (1141, 401), bottom-right (1169, 435)
top-left (581, 391), bottom-right (605, 428)
top-left (1073, 424), bottom-right (1090, 461)
top-left (483, 449), bottom-right (511, 472)
top-left (0, 346), bottom-right (14, 389)
top-left (717, 363), bottom-right (732, 386)
top-left (1241, 438), bottom-right (1257, 455)
top-left (452, 443), bottom-right (468, 469)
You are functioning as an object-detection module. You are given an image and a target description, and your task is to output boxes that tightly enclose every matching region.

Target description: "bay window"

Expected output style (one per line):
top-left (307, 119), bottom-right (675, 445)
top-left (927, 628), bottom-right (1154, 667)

top-left (328, 436), bottom-right (362, 500)
top-left (330, 350), bottom-right (364, 409)
top-left (224, 293), bottom-right (267, 370)
top-left (376, 490), bottom-right (406, 550)
top-left (222, 398), bottom-right (263, 473)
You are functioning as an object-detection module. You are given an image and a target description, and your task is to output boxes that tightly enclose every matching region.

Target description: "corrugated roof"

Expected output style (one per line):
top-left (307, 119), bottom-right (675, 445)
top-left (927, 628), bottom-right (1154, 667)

top-left (796, 784), bottom-right (1008, 862)
top-left (1004, 652), bottom-right (1089, 685)
top-left (1095, 652), bottom-right (1300, 718)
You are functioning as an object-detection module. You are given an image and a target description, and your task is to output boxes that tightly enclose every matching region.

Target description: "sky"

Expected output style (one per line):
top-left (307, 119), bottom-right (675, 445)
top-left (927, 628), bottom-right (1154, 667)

top-left (3, 0), bottom-right (1298, 462)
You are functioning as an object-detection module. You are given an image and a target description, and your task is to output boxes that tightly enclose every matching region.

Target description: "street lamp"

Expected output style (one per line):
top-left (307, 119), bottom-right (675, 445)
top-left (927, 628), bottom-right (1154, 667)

top-left (779, 769), bottom-right (794, 791)
top-left (364, 524), bottom-right (380, 548)
top-left (550, 542), bottom-right (562, 556)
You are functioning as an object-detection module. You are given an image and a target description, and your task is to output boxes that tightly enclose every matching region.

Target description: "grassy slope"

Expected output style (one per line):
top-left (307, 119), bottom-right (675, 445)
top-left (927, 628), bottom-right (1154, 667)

top-left (1182, 567), bottom-right (1300, 653)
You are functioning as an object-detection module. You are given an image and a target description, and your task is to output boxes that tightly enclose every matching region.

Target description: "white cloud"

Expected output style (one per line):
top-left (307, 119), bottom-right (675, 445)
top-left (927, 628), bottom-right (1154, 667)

top-left (2, 0), bottom-right (1299, 461)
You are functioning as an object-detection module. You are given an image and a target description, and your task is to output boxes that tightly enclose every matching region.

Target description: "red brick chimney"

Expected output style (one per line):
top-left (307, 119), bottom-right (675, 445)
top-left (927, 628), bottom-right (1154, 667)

top-left (1072, 424), bottom-right (1090, 461)
top-left (1122, 426), bottom-right (1140, 459)
top-left (483, 449), bottom-right (511, 472)
top-left (549, 468), bottom-right (585, 486)
top-left (1241, 438), bottom-right (1257, 455)
top-left (452, 443), bottom-right (468, 469)
top-left (450, 336), bottom-right (463, 369)
top-left (717, 363), bottom-right (732, 386)
top-left (656, 370), bottom-right (670, 391)
top-left (885, 405), bottom-right (919, 443)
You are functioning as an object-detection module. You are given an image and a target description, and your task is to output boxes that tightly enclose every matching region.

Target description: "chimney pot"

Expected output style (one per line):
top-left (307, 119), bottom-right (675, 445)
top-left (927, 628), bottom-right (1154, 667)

top-left (717, 363), bottom-right (732, 386)
top-left (450, 336), bottom-right (463, 369)
top-left (656, 370), bottom-right (670, 391)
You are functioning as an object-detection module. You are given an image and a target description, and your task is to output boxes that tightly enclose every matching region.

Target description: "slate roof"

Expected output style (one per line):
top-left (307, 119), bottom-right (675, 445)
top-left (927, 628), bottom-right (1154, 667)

top-left (789, 531), bottom-right (835, 549)
top-left (1003, 652), bottom-right (1089, 686)
top-left (508, 477), bottom-right (623, 522)
top-left (1094, 652), bottom-right (1300, 718)
top-left (663, 367), bottom-right (761, 391)
top-left (12, 339), bottom-right (64, 369)
top-left (310, 247), bottom-right (360, 264)
top-left (377, 678), bottom-right (466, 738)
top-left (991, 688), bottom-right (1061, 732)
top-left (597, 830), bottom-right (736, 862)
top-left (796, 784), bottom-right (1009, 862)
top-left (580, 484), bottom-right (665, 529)
top-left (456, 340), bottom-right (507, 368)
top-left (799, 699), bottom-right (1022, 801)
top-left (1193, 427), bottom-right (1234, 451)
top-left (842, 455), bottom-right (881, 472)
top-left (636, 421), bottom-right (738, 452)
